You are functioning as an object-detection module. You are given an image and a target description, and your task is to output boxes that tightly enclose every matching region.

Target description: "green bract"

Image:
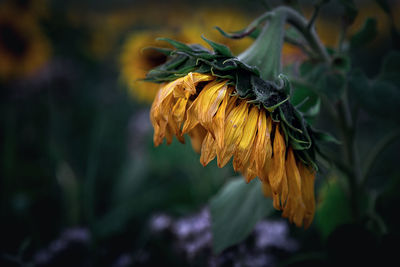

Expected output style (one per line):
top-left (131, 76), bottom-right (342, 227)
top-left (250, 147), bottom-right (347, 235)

top-left (144, 36), bottom-right (329, 170)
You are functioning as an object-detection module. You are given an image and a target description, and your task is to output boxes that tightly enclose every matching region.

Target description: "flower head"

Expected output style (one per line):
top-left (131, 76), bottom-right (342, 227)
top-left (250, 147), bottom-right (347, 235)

top-left (150, 69), bottom-right (316, 227)
top-left (144, 9), bottom-right (327, 227)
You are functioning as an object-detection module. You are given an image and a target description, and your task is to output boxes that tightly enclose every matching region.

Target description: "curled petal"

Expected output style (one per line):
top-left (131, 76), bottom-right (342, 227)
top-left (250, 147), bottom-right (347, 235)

top-left (188, 125), bottom-right (207, 153)
top-left (255, 112), bottom-right (272, 181)
top-left (282, 148), bottom-right (305, 227)
top-left (233, 106), bottom-right (259, 171)
top-left (261, 181), bottom-right (272, 198)
top-left (217, 101), bottom-right (249, 168)
top-left (298, 163), bottom-right (316, 228)
top-left (265, 125), bottom-right (286, 193)
top-left (200, 132), bottom-right (217, 166)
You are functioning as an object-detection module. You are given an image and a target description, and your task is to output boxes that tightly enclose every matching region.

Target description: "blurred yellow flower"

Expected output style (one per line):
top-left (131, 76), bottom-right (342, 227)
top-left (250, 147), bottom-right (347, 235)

top-left (120, 30), bottom-right (193, 103)
top-left (0, 5), bottom-right (51, 80)
top-left (305, 1), bottom-right (400, 48)
top-left (3, 0), bottom-right (49, 19)
top-left (150, 72), bottom-right (316, 228)
top-left (119, 7), bottom-right (255, 103)
top-left (180, 8), bottom-right (253, 54)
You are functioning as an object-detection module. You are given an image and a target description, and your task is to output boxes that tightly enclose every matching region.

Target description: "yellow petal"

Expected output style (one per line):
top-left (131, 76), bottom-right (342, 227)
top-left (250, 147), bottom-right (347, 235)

top-left (212, 87), bottom-right (234, 150)
top-left (165, 123), bottom-right (174, 145)
top-left (280, 168), bottom-right (289, 208)
top-left (261, 181), bottom-right (272, 198)
top-left (233, 106), bottom-right (259, 171)
top-left (181, 100), bottom-right (200, 134)
top-left (216, 101), bottom-right (249, 168)
top-left (282, 148), bottom-right (305, 227)
top-left (172, 97), bottom-right (188, 126)
top-left (200, 132), bottom-right (217, 166)
top-left (188, 125), bottom-right (207, 153)
top-left (151, 93), bottom-right (175, 146)
top-left (266, 124), bottom-right (286, 193)
top-left (182, 80), bottom-right (222, 134)
top-left (298, 163), bottom-right (316, 228)
top-left (242, 160), bottom-right (258, 183)
top-left (174, 72), bottom-right (214, 98)
top-left (188, 81), bottom-right (227, 132)
top-left (254, 111), bottom-right (272, 181)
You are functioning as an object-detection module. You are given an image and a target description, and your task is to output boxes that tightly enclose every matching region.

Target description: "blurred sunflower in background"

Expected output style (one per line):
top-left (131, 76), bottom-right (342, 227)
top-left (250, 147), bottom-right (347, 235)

top-left (0, 4), bottom-right (51, 80)
top-left (180, 8), bottom-right (253, 54)
top-left (119, 30), bottom-right (191, 103)
top-left (119, 6), bottom-right (255, 103)
top-left (4, 0), bottom-right (50, 19)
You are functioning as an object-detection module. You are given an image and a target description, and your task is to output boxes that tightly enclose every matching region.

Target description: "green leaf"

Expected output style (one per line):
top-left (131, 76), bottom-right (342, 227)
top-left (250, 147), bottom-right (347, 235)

top-left (201, 35), bottom-right (233, 57)
top-left (349, 69), bottom-right (400, 121)
top-left (313, 129), bottom-right (341, 144)
top-left (142, 47), bottom-right (173, 56)
top-left (350, 18), bottom-right (378, 49)
top-left (315, 178), bottom-right (353, 240)
top-left (210, 177), bottom-right (272, 254)
top-left (378, 50), bottom-right (400, 87)
top-left (156, 37), bottom-right (193, 52)
top-left (291, 80), bottom-right (320, 116)
top-left (317, 71), bottom-right (346, 101)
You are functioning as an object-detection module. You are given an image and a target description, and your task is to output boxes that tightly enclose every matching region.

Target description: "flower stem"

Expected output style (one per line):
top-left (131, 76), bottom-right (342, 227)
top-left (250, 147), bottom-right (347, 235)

top-left (337, 92), bottom-right (362, 221)
top-left (238, 6), bottom-right (330, 81)
top-left (278, 6), bottom-right (330, 63)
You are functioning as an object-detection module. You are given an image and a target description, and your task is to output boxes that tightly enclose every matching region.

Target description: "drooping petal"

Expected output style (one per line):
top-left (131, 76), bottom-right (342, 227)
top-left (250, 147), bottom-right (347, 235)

top-left (298, 162), bottom-right (316, 228)
top-left (181, 100), bottom-right (200, 134)
top-left (185, 81), bottom-right (227, 133)
top-left (233, 106), bottom-right (259, 171)
top-left (261, 181), bottom-right (272, 198)
top-left (164, 123), bottom-right (174, 145)
top-left (151, 92), bottom-right (175, 146)
top-left (242, 160), bottom-right (258, 183)
top-left (265, 124), bottom-right (286, 193)
top-left (200, 132), bottom-right (217, 166)
top-left (212, 87), bottom-right (234, 150)
top-left (181, 81), bottom-right (223, 134)
top-left (172, 97), bottom-right (189, 126)
top-left (174, 72), bottom-right (214, 98)
top-left (282, 148), bottom-right (305, 227)
top-left (254, 112), bottom-right (272, 181)
top-left (216, 101), bottom-right (249, 168)
top-left (188, 125), bottom-right (207, 153)
top-left (280, 168), bottom-right (289, 209)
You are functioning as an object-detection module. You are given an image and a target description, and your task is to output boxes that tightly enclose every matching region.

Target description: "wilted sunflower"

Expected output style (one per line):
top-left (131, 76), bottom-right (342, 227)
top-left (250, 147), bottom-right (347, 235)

top-left (145, 36), bottom-right (324, 228)
top-left (0, 5), bottom-right (51, 80)
top-left (143, 6), bottom-right (333, 227)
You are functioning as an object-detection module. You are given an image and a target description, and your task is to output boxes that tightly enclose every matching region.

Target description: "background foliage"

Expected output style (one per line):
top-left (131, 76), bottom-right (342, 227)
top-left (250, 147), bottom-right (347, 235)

top-left (1, 0), bottom-right (399, 266)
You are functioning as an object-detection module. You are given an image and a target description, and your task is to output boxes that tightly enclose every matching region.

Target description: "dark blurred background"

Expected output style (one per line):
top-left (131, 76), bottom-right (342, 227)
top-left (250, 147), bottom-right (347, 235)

top-left (1, 0), bottom-right (399, 266)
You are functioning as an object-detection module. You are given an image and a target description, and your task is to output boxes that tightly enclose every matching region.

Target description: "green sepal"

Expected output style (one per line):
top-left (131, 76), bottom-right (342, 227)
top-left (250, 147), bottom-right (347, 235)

top-left (142, 47), bottom-right (173, 56)
top-left (312, 129), bottom-right (341, 145)
top-left (201, 35), bottom-right (233, 57)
